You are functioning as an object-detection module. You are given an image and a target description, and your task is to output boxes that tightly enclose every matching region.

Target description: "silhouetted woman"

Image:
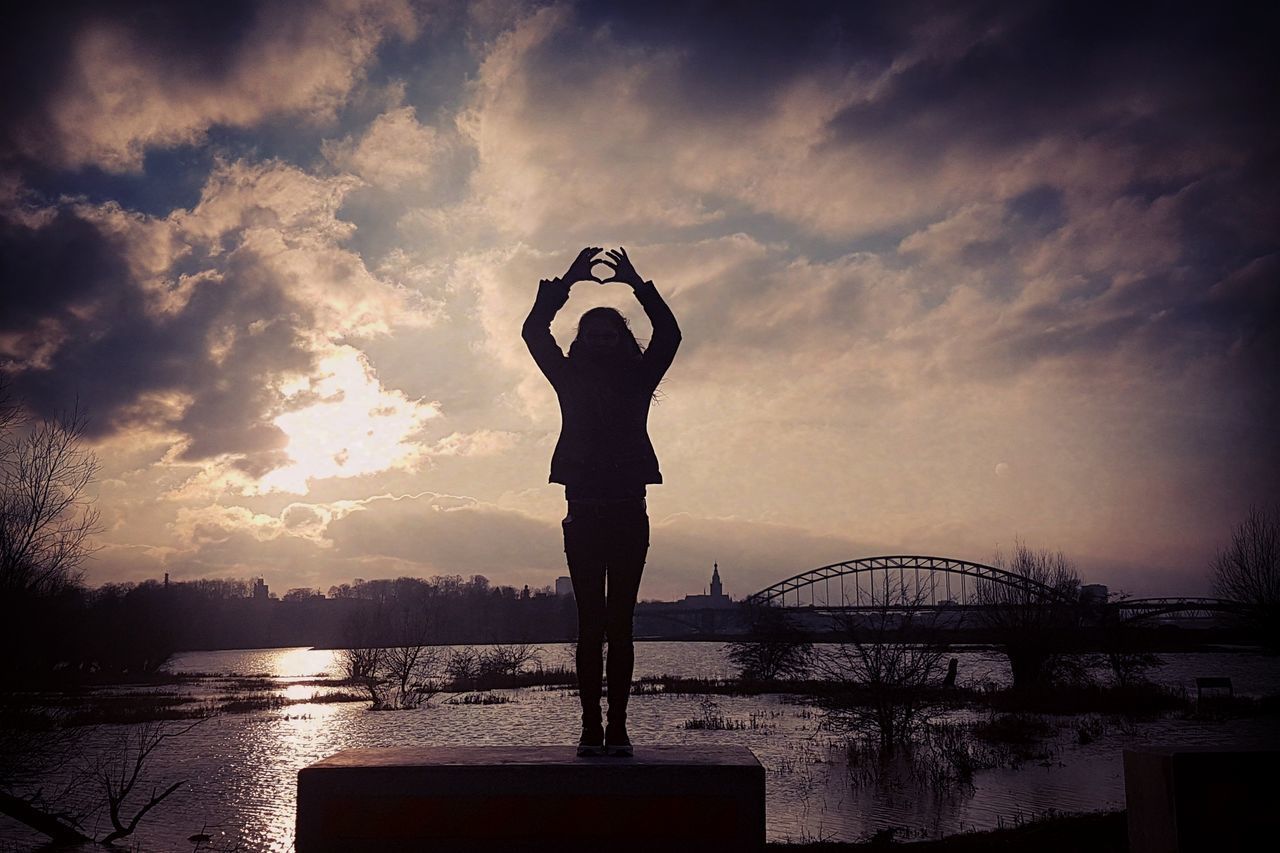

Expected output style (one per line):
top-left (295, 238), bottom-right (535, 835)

top-left (522, 246), bottom-right (681, 756)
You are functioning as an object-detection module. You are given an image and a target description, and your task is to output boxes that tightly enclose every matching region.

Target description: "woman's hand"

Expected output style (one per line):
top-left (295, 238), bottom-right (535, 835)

top-left (560, 246), bottom-right (605, 286)
top-left (597, 247), bottom-right (645, 289)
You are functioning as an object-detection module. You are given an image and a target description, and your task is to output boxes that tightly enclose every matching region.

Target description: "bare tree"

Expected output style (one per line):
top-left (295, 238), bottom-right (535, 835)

top-left (382, 644), bottom-right (441, 708)
top-left (725, 605), bottom-right (813, 681)
top-left (0, 390), bottom-right (101, 598)
top-left (1102, 636), bottom-right (1162, 689)
top-left (445, 647), bottom-right (483, 691)
top-left (0, 389), bottom-right (193, 844)
top-left (339, 645), bottom-right (386, 705)
top-left (974, 542), bottom-right (1082, 688)
top-left (480, 644), bottom-right (543, 680)
top-left (813, 577), bottom-right (948, 754)
top-left (91, 720), bottom-right (203, 845)
top-left (1, 716), bottom-right (200, 845)
top-left (381, 607), bottom-right (442, 709)
top-left (339, 600), bottom-right (444, 709)
top-left (1096, 595), bottom-right (1162, 688)
top-left (0, 709), bottom-right (90, 844)
top-left (338, 601), bottom-right (388, 704)
top-left (1211, 505), bottom-right (1280, 647)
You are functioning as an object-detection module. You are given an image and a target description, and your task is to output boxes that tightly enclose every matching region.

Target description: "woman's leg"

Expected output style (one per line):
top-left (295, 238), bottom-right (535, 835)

top-left (564, 511), bottom-right (606, 728)
top-left (603, 507), bottom-right (649, 727)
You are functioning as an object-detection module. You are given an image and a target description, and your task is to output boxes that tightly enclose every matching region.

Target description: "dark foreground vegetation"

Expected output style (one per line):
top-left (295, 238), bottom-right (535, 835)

top-left (3, 381), bottom-right (1275, 847)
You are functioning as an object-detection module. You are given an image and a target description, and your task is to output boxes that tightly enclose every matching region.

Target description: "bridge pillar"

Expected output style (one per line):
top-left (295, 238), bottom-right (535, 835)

top-left (296, 744), bottom-right (765, 852)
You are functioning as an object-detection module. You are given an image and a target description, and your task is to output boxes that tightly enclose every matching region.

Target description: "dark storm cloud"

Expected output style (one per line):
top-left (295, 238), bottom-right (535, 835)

top-left (6, 0), bottom-right (1276, 607)
top-left (572, 0), bottom-right (908, 107)
top-left (487, 0), bottom-right (917, 138)
top-left (0, 0), bottom-right (424, 473)
top-left (819, 0), bottom-right (1279, 373)
top-left (0, 210), bottom-right (131, 330)
top-left (0, 209), bottom-right (199, 426)
top-left (2, 0), bottom-right (415, 172)
top-left (816, 2), bottom-right (1279, 157)
top-left (0, 0), bottom-right (260, 166)
top-left (541, 1), bottom-right (1276, 146)
top-left (1, 206), bottom-right (312, 463)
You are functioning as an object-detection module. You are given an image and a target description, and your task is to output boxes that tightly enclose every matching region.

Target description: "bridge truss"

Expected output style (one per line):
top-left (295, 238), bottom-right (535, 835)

top-left (745, 558), bottom-right (1245, 624)
top-left (1114, 597), bottom-right (1244, 623)
top-left (744, 555), bottom-right (1074, 610)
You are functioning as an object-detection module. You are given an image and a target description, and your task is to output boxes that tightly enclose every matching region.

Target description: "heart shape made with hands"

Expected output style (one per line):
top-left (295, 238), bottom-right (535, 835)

top-left (588, 257), bottom-right (619, 284)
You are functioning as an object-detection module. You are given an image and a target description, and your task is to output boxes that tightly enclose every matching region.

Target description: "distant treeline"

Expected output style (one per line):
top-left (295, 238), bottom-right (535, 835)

top-left (2, 575), bottom-right (579, 685)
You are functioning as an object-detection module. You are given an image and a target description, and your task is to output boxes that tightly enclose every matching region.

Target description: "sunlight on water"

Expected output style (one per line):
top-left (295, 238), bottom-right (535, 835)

top-left (166, 646), bottom-right (342, 679)
top-left (26, 643), bottom-right (1274, 851)
top-left (279, 684), bottom-right (331, 702)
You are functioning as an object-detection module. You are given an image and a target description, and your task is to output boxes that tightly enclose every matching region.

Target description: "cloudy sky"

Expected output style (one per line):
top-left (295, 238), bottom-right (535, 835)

top-left (2, 0), bottom-right (1275, 600)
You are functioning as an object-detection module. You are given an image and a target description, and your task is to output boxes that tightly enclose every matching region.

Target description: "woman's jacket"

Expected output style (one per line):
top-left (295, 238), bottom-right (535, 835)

top-left (522, 279), bottom-right (681, 493)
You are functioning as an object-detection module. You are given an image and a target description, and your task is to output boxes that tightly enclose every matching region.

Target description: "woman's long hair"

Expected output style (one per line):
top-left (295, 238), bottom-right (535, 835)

top-left (569, 307), bottom-right (664, 401)
top-left (568, 307), bottom-right (644, 361)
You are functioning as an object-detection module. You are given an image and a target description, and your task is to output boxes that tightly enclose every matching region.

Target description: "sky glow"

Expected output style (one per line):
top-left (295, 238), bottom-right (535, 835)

top-left (1, 0), bottom-right (1275, 599)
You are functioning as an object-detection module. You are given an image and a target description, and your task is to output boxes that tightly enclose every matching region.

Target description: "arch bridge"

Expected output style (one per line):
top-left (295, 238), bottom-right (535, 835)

top-left (1113, 597), bottom-right (1244, 623)
top-left (744, 555), bottom-right (1075, 610)
top-left (744, 557), bottom-right (1247, 624)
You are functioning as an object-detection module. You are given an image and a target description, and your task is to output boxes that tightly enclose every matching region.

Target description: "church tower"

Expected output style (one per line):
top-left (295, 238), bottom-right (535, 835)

top-left (710, 562), bottom-right (723, 598)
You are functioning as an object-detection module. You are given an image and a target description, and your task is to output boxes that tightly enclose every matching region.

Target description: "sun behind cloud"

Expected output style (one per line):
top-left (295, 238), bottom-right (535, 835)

top-left (259, 346), bottom-right (439, 494)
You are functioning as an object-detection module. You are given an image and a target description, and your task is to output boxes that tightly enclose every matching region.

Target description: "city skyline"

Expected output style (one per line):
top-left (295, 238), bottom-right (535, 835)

top-left (2, 1), bottom-right (1275, 600)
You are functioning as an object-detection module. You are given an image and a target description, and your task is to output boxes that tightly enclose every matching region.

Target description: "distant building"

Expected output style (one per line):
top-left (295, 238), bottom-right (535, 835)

top-left (252, 577), bottom-right (270, 601)
top-left (680, 563), bottom-right (733, 609)
top-left (555, 576), bottom-right (574, 597)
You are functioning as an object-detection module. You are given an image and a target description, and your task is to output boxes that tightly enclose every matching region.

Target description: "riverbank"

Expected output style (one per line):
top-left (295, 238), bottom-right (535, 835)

top-left (772, 809), bottom-right (1126, 851)
top-left (8, 644), bottom-right (1275, 850)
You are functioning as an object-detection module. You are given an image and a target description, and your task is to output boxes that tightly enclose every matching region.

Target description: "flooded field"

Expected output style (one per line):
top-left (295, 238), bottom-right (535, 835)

top-left (2, 643), bottom-right (1276, 851)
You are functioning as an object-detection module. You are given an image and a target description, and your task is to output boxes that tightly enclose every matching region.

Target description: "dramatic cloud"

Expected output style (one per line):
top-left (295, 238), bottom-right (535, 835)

top-left (2, 0), bottom-right (1275, 599)
top-left (5, 0), bottom-right (418, 171)
top-left (323, 106), bottom-right (445, 190)
top-left (450, 2), bottom-right (1277, 244)
top-left (3, 158), bottom-right (438, 490)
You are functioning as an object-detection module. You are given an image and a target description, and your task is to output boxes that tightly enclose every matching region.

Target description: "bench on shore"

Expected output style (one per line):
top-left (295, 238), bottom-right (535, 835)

top-left (1194, 676), bottom-right (1233, 708)
top-left (1124, 746), bottom-right (1279, 853)
top-left (297, 744), bottom-right (765, 852)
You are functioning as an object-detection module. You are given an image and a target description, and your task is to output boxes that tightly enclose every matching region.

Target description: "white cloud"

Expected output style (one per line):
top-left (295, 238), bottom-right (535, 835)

top-left (31, 0), bottom-right (418, 171)
top-left (445, 5), bottom-right (1024, 242)
top-left (14, 1), bottom-right (1270, 602)
top-left (324, 106), bottom-right (444, 190)
top-left (430, 429), bottom-right (521, 457)
top-left (257, 345), bottom-right (440, 494)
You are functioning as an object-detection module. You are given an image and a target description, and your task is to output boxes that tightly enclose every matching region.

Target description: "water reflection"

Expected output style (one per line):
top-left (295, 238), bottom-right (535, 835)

top-left (27, 643), bottom-right (1276, 851)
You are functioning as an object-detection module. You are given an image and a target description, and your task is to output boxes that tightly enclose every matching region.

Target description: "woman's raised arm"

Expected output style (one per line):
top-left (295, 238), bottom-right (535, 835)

top-left (599, 247), bottom-right (681, 390)
top-left (522, 247), bottom-right (605, 384)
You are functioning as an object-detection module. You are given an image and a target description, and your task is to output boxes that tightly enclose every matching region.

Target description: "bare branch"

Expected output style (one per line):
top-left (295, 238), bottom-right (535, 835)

top-left (0, 790), bottom-right (90, 844)
top-left (725, 606), bottom-right (813, 681)
top-left (973, 541), bottom-right (1083, 688)
top-left (90, 719), bottom-right (203, 845)
top-left (1211, 505), bottom-right (1280, 646)
top-left (813, 578), bottom-right (948, 753)
top-left (0, 397), bottom-right (102, 597)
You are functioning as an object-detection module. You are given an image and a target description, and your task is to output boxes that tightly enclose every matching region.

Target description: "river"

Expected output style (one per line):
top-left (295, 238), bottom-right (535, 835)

top-left (2, 643), bottom-right (1276, 851)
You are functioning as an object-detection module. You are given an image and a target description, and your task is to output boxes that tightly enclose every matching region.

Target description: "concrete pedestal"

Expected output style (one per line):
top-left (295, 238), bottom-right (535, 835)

top-left (1124, 746), bottom-right (1280, 853)
top-left (297, 745), bottom-right (765, 852)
